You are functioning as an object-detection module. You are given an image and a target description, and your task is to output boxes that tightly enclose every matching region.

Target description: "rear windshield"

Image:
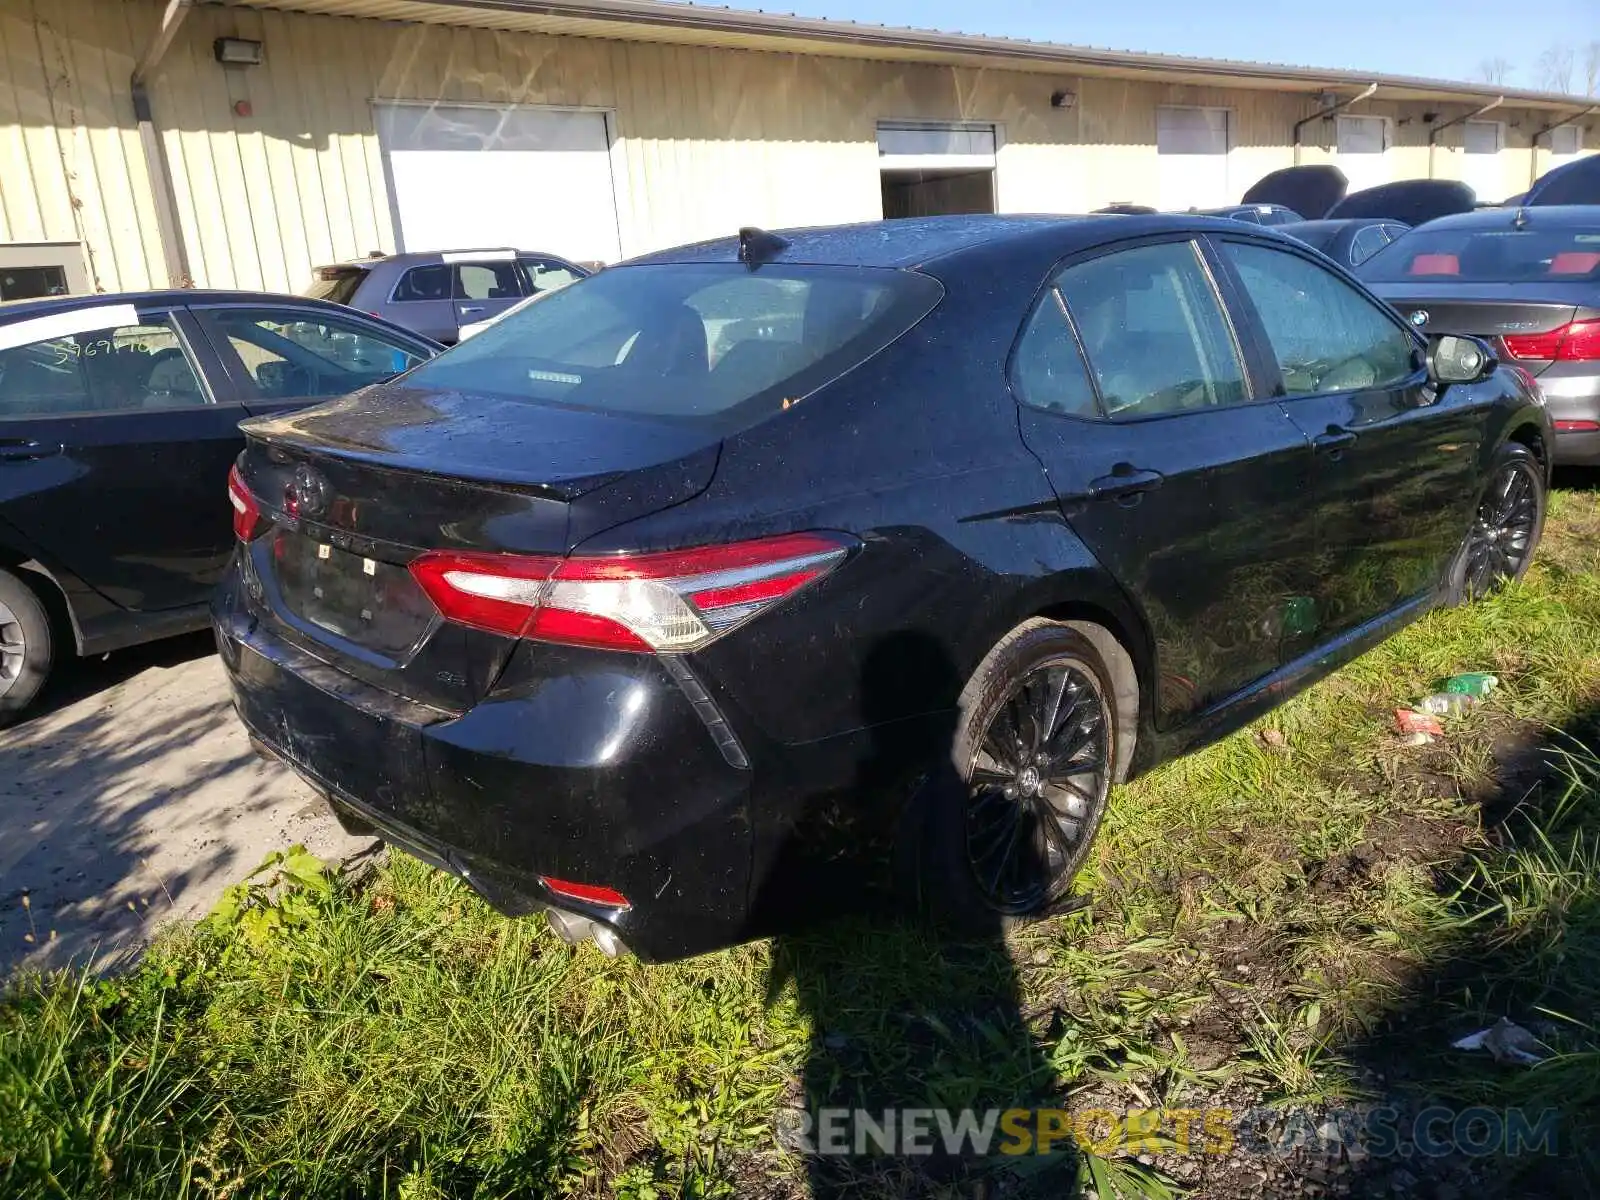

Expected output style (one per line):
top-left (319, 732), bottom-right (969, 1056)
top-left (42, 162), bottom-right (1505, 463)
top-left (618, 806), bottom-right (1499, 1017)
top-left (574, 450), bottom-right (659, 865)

top-left (305, 267), bottom-right (369, 306)
top-left (1358, 225), bottom-right (1600, 283)
top-left (402, 263), bottom-right (942, 430)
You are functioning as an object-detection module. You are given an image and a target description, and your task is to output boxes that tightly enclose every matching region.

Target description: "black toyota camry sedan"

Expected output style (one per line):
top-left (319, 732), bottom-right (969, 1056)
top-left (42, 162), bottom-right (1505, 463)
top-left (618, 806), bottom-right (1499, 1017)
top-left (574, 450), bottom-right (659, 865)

top-left (215, 215), bottom-right (1551, 961)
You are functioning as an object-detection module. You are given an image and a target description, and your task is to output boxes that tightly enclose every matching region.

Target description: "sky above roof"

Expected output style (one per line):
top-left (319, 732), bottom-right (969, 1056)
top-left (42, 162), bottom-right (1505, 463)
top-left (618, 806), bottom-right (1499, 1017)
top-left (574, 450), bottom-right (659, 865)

top-left (705, 0), bottom-right (1597, 92)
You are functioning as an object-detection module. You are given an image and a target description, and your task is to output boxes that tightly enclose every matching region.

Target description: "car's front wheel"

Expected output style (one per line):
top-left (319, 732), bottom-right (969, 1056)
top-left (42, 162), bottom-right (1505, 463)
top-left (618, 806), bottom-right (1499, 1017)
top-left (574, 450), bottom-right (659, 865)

top-left (915, 620), bottom-right (1118, 933)
top-left (1446, 442), bottom-right (1546, 604)
top-left (0, 568), bottom-right (53, 728)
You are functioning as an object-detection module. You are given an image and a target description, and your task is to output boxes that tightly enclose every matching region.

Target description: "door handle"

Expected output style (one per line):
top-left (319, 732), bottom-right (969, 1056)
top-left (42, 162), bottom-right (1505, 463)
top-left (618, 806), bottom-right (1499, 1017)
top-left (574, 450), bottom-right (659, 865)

top-left (458, 305), bottom-right (485, 315)
top-left (1087, 465), bottom-right (1166, 502)
top-left (0, 439), bottom-right (64, 462)
top-left (1313, 426), bottom-right (1357, 457)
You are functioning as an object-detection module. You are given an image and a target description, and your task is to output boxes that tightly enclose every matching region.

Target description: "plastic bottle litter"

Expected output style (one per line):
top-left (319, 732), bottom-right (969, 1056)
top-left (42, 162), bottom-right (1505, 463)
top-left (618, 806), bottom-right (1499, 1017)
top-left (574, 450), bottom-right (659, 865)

top-left (1444, 672), bottom-right (1500, 698)
top-left (1419, 693), bottom-right (1476, 717)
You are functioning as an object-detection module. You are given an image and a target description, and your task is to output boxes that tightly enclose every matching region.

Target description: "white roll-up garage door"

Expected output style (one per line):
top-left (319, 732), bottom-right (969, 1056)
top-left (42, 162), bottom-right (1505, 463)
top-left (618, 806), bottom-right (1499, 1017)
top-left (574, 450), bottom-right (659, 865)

top-left (1336, 115), bottom-right (1391, 195)
top-left (374, 103), bottom-right (623, 263)
top-left (1157, 107), bottom-right (1230, 212)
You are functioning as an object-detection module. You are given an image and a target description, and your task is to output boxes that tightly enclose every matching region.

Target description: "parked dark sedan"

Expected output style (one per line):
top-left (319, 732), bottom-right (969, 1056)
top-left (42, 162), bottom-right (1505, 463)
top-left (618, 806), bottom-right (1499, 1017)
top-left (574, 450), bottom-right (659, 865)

top-left (1279, 218), bottom-right (1410, 269)
top-left (1359, 205), bottom-right (1600, 464)
top-left (216, 216), bottom-right (1550, 961)
top-left (0, 291), bottom-right (437, 722)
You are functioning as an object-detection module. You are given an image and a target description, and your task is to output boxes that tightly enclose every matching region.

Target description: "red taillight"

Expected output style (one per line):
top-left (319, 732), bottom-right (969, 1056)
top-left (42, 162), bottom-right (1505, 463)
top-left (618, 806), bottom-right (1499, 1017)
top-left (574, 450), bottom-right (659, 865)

top-left (1555, 419), bottom-right (1600, 432)
top-left (408, 531), bottom-right (854, 651)
top-left (539, 876), bottom-right (631, 909)
top-left (1503, 319), bottom-right (1600, 362)
top-left (227, 464), bottom-right (265, 541)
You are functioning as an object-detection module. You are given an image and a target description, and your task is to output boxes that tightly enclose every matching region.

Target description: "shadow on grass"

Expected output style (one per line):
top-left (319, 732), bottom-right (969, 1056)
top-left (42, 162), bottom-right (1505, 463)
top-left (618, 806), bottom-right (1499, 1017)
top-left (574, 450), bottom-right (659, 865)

top-left (756, 632), bottom-right (1077, 1198)
top-left (1295, 700), bottom-right (1600, 1199)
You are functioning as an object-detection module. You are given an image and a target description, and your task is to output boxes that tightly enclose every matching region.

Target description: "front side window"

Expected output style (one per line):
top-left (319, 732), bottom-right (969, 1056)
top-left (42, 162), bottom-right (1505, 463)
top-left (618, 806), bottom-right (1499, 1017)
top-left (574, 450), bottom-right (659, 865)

top-left (0, 315), bottom-right (205, 417)
top-left (202, 309), bottom-right (428, 401)
top-left (1224, 241), bottom-right (1416, 395)
top-left (405, 263), bottom-right (942, 431)
top-left (1055, 240), bottom-right (1248, 419)
top-left (455, 262), bottom-right (522, 301)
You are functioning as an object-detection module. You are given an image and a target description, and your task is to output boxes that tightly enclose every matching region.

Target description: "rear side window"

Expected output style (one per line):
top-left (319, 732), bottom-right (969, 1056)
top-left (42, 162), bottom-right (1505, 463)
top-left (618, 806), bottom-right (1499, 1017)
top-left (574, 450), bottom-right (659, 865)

top-left (520, 257), bottom-right (585, 294)
top-left (1359, 225), bottom-right (1600, 282)
top-left (455, 262), bottom-right (523, 301)
top-left (305, 266), bottom-right (368, 306)
top-left (1224, 241), bottom-right (1417, 394)
top-left (1055, 240), bottom-right (1248, 419)
top-left (0, 315), bottom-right (207, 417)
top-left (1010, 289), bottom-right (1099, 417)
top-left (392, 265), bottom-right (452, 302)
top-left (404, 263), bottom-right (942, 431)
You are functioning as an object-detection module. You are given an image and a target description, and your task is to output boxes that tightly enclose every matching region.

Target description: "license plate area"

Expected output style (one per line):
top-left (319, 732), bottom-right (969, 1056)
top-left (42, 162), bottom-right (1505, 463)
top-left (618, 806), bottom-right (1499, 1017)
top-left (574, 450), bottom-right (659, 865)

top-left (270, 530), bottom-right (435, 658)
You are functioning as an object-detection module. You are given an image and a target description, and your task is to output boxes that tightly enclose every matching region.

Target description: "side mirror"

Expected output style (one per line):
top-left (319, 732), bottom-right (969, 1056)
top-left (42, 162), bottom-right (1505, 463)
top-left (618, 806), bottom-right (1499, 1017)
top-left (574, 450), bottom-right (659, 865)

top-left (1427, 334), bottom-right (1497, 386)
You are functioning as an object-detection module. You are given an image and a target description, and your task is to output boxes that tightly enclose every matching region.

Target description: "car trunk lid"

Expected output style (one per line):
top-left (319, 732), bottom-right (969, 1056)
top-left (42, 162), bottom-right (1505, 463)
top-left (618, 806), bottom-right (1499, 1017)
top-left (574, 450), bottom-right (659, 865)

top-left (1369, 283), bottom-right (1594, 377)
top-left (235, 384), bottom-right (721, 710)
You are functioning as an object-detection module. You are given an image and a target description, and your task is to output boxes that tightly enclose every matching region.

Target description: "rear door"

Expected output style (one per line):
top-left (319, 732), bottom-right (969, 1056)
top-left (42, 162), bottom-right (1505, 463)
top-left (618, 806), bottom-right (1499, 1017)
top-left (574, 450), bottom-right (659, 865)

top-left (450, 254), bottom-right (526, 337)
top-left (384, 262), bottom-right (457, 343)
top-left (190, 303), bottom-right (435, 419)
top-left (1012, 235), bottom-right (1318, 728)
top-left (0, 303), bottom-right (245, 610)
top-left (1213, 235), bottom-right (1483, 648)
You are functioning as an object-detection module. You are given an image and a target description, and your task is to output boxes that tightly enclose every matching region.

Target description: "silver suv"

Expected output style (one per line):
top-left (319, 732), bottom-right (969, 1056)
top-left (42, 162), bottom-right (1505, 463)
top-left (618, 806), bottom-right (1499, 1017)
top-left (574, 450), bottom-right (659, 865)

top-left (305, 249), bottom-right (589, 344)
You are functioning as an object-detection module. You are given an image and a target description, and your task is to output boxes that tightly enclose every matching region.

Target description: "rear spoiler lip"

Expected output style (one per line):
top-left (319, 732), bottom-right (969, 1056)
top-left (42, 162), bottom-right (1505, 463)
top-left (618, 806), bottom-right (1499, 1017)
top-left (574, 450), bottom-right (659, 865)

top-left (238, 426), bottom-right (625, 504)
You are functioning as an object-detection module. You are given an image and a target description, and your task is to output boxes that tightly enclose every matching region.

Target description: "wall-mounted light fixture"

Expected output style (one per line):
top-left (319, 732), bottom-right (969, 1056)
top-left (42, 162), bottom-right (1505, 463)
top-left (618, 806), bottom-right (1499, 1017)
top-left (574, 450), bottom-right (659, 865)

top-left (1050, 89), bottom-right (1076, 110)
top-left (214, 37), bottom-right (263, 66)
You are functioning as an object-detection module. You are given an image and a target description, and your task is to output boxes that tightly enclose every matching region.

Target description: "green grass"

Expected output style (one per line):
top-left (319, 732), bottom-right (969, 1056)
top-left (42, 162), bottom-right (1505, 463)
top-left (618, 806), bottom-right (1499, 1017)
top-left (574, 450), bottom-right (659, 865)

top-left (5, 486), bottom-right (1600, 1199)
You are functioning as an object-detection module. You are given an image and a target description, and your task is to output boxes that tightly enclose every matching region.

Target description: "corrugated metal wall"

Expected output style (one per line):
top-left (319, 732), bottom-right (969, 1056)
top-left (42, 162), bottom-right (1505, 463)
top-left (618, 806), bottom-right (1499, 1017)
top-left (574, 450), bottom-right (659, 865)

top-left (0, 0), bottom-right (1585, 294)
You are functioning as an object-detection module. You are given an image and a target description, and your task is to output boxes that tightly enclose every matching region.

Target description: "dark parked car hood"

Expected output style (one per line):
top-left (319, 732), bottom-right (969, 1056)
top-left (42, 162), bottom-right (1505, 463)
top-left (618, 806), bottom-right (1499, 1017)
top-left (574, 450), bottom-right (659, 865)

top-left (1526, 156), bottom-right (1600, 206)
top-left (1242, 165), bottom-right (1348, 219)
top-left (241, 383), bottom-right (722, 500)
top-left (1326, 180), bottom-right (1477, 225)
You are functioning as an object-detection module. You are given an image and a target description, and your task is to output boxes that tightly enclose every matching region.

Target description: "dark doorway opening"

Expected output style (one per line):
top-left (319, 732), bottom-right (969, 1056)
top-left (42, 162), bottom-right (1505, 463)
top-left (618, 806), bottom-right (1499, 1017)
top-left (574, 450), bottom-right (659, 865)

top-left (880, 168), bottom-right (996, 219)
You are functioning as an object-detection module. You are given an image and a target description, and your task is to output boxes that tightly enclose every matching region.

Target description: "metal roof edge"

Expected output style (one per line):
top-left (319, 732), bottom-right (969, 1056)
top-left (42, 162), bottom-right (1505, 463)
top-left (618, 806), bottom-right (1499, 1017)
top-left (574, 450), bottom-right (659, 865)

top-left (228, 0), bottom-right (1600, 110)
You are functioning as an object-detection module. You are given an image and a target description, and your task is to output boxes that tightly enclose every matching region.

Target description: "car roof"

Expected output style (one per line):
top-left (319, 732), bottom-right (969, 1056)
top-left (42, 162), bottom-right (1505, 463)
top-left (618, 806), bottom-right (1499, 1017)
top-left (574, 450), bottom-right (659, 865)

top-left (1413, 204), bottom-right (1600, 232)
top-left (0, 288), bottom-right (366, 324)
top-left (1281, 218), bottom-right (1399, 233)
top-left (621, 213), bottom-right (1247, 269)
top-left (313, 249), bottom-right (568, 270)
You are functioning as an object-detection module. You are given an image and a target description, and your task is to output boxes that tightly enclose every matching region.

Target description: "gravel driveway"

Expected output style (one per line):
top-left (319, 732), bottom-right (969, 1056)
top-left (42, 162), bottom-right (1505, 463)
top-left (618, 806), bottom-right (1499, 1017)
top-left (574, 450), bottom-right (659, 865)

top-left (0, 633), bottom-right (374, 976)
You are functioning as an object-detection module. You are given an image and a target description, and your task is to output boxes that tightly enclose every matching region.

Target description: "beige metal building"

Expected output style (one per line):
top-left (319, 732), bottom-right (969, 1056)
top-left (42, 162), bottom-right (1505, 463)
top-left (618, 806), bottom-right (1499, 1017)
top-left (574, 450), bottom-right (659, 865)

top-left (1, 0), bottom-right (1595, 299)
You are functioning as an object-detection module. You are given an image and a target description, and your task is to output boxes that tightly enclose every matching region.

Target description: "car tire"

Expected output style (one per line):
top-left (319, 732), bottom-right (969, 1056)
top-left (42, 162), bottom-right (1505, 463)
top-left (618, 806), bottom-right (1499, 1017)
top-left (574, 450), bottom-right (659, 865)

top-left (1443, 442), bottom-right (1546, 606)
top-left (0, 567), bottom-right (53, 728)
top-left (909, 619), bottom-right (1119, 936)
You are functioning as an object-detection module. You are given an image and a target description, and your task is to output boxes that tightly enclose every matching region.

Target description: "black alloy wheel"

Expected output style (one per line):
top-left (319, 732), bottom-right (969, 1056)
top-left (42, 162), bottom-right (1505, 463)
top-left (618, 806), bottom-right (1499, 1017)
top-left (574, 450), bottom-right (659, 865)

top-left (1461, 455), bottom-right (1542, 600)
top-left (963, 657), bottom-right (1111, 914)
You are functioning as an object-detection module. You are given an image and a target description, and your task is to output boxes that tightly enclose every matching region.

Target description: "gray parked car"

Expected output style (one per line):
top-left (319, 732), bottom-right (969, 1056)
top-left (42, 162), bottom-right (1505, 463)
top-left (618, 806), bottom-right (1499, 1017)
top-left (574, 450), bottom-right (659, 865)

top-left (1358, 205), bottom-right (1600, 466)
top-left (305, 249), bottom-right (590, 344)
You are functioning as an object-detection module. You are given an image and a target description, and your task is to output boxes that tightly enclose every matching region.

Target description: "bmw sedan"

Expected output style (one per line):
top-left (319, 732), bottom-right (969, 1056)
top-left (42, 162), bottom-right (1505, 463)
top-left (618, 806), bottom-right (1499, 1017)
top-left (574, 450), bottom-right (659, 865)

top-left (0, 291), bottom-right (437, 723)
top-left (1359, 205), bottom-right (1600, 465)
top-left (216, 216), bottom-right (1551, 961)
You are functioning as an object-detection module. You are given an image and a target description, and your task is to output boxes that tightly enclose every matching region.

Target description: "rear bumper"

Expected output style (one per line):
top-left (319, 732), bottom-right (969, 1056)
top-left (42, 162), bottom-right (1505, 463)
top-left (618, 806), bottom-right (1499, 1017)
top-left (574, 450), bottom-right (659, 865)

top-left (212, 573), bottom-right (756, 961)
top-left (1533, 371), bottom-right (1600, 465)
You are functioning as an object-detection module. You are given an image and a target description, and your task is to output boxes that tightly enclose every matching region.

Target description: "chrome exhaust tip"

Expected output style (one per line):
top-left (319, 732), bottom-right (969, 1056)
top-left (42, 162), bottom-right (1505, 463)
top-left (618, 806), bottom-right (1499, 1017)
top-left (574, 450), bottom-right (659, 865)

top-left (544, 907), bottom-right (624, 957)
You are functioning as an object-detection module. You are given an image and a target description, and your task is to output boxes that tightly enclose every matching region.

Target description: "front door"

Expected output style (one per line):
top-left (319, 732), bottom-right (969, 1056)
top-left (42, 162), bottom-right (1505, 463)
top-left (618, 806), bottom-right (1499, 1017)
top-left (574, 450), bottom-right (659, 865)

top-left (0, 305), bottom-right (245, 611)
top-left (1213, 237), bottom-right (1483, 650)
top-left (191, 304), bottom-right (434, 420)
top-left (1012, 236), bottom-right (1318, 728)
top-left (450, 255), bottom-right (527, 337)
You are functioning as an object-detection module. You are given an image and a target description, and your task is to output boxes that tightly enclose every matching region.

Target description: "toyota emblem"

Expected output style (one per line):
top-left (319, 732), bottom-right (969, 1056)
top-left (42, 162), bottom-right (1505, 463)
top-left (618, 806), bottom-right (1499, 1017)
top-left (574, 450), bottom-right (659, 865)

top-left (285, 464), bottom-right (331, 520)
